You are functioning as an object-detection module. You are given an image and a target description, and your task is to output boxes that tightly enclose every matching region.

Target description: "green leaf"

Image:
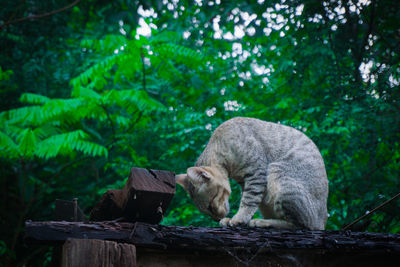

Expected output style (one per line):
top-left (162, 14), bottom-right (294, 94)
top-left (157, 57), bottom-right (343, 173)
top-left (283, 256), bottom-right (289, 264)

top-left (20, 93), bottom-right (50, 105)
top-left (18, 128), bottom-right (37, 157)
top-left (35, 130), bottom-right (107, 159)
top-left (0, 131), bottom-right (19, 158)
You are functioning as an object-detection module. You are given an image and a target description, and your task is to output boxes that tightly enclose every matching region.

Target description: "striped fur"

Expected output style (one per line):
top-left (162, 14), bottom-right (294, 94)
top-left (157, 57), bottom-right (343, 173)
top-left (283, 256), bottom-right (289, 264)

top-left (176, 117), bottom-right (329, 230)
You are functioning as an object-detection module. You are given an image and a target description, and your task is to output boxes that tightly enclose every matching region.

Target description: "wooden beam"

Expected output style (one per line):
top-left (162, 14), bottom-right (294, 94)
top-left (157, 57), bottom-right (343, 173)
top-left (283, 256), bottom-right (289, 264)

top-left (25, 221), bottom-right (400, 253)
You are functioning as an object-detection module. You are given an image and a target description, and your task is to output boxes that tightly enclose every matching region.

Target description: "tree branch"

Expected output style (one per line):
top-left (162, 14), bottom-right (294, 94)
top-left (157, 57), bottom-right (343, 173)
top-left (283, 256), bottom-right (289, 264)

top-left (347, 0), bottom-right (376, 84)
top-left (101, 105), bottom-right (116, 139)
top-left (343, 192), bottom-right (400, 230)
top-left (0, 0), bottom-right (82, 30)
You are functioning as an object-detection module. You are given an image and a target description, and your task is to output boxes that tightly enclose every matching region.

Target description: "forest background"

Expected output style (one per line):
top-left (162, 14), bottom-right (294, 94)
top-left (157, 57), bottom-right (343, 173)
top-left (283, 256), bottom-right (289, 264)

top-left (0, 0), bottom-right (399, 266)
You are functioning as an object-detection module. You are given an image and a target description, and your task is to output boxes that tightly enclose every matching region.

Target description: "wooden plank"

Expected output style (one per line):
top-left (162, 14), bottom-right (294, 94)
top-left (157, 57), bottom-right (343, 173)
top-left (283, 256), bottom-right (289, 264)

top-left (25, 221), bottom-right (400, 253)
top-left (61, 239), bottom-right (136, 267)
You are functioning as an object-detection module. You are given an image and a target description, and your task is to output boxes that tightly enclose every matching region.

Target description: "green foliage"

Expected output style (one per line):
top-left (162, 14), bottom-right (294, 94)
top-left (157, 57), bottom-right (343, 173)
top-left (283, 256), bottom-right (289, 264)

top-left (1, 0), bottom-right (400, 265)
top-left (0, 67), bottom-right (13, 81)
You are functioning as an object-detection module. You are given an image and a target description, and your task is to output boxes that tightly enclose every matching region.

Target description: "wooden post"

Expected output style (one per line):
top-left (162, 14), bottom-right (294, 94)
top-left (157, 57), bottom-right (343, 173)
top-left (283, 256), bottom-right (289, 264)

top-left (61, 239), bottom-right (136, 267)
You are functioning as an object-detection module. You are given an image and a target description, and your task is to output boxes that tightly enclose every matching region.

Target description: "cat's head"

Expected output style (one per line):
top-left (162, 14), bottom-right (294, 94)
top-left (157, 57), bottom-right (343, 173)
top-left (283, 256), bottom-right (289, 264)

top-left (176, 166), bottom-right (231, 221)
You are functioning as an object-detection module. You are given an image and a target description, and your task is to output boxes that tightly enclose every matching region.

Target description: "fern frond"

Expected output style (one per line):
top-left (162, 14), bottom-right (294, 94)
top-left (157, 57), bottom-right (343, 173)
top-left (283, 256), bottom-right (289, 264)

top-left (2, 123), bottom-right (23, 139)
top-left (113, 54), bottom-right (141, 83)
top-left (71, 86), bottom-right (101, 99)
top-left (1, 106), bottom-right (43, 125)
top-left (17, 128), bottom-right (37, 157)
top-left (152, 57), bottom-right (184, 82)
top-left (33, 124), bottom-right (62, 139)
top-left (35, 130), bottom-right (87, 159)
top-left (71, 55), bottom-right (119, 89)
top-left (73, 140), bottom-right (108, 158)
top-left (1, 97), bottom-right (87, 126)
top-left (41, 98), bottom-right (85, 123)
top-left (156, 43), bottom-right (205, 68)
top-left (20, 93), bottom-right (50, 105)
top-left (0, 131), bottom-right (19, 158)
top-left (35, 130), bottom-right (107, 159)
top-left (77, 103), bottom-right (107, 121)
top-left (102, 89), bottom-right (165, 114)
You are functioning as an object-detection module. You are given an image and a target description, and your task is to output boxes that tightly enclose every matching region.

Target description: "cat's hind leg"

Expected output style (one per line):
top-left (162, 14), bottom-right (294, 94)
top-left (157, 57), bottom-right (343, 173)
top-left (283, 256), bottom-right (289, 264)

top-left (270, 177), bottom-right (318, 229)
top-left (252, 163), bottom-right (317, 230)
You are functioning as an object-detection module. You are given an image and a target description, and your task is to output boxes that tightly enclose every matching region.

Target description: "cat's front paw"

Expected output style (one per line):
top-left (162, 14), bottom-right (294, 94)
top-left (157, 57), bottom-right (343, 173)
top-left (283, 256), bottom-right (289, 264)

top-left (219, 217), bottom-right (231, 227)
top-left (220, 216), bottom-right (249, 227)
top-left (229, 215), bottom-right (249, 227)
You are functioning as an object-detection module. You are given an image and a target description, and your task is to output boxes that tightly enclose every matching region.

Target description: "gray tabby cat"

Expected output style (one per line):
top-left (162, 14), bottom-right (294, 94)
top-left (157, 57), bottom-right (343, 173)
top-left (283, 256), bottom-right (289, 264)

top-left (176, 117), bottom-right (328, 230)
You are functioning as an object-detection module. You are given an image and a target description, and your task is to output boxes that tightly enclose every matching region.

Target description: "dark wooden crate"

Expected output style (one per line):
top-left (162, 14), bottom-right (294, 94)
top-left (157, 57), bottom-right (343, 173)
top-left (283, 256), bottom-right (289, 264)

top-left (90, 167), bottom-right (175, 224)
top-left (123, 168), bottom-right (176, 224)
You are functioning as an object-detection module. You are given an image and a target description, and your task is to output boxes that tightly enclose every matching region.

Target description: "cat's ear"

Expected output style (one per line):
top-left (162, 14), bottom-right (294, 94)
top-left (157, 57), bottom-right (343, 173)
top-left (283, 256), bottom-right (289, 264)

top-left (187, 166), bottom-right (212, 182)
top-left (175, 174), bottom-right (189, 192)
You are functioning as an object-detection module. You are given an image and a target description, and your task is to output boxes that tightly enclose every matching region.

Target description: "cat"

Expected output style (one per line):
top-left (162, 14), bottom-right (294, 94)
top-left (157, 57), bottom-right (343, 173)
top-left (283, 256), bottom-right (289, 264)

top-left (176, 117), bottom-right (329, 230)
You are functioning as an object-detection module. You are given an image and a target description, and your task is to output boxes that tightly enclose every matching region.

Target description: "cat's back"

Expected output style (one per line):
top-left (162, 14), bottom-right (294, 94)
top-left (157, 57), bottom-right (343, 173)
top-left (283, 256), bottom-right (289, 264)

top-left (211, 117), bottom-right (325, 170)
top-left (213, 117), bottom-right (309, 153)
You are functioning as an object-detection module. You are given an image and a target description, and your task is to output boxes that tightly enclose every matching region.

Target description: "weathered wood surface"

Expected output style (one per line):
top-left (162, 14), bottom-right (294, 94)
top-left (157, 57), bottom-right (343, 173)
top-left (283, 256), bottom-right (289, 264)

top-left (90, 167), bottom-right (175, 224)
top-left (25, 221), bottom-right (400, 253)
top-left (135, 248), bottom-right (397, 267)
top-left (128, 168), bottom-right (175, 193)
top-left (62, 239), bottom-right (136, 267)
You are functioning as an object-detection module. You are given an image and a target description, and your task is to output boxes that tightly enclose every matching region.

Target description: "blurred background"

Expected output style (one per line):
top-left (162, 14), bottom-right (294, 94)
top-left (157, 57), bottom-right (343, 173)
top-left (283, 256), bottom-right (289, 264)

top-left (0, 0), bottom-right (399, 265)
